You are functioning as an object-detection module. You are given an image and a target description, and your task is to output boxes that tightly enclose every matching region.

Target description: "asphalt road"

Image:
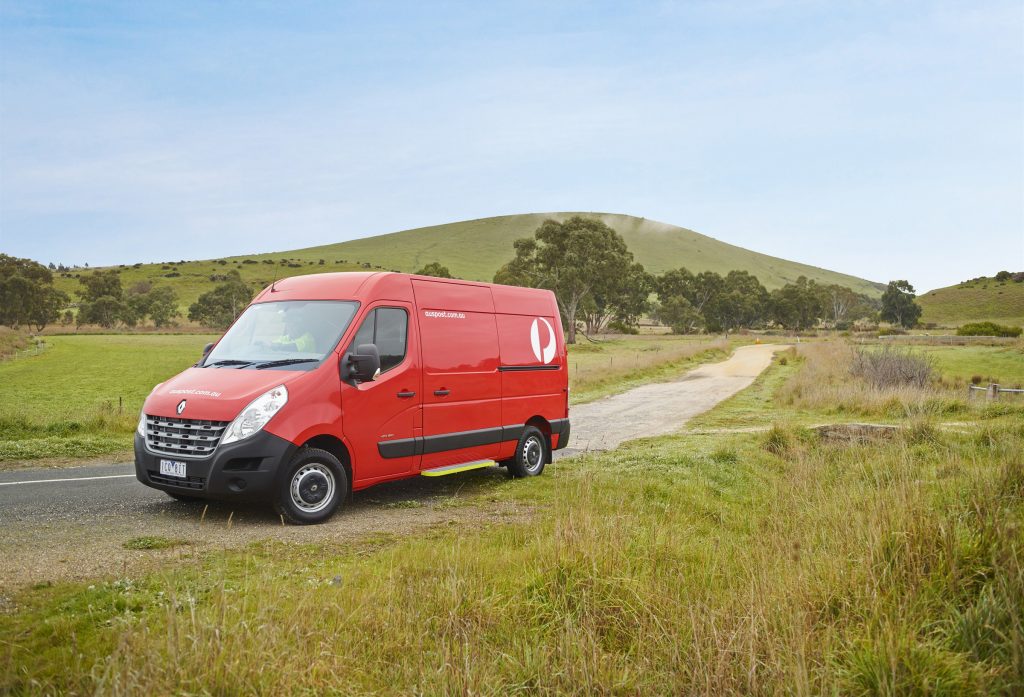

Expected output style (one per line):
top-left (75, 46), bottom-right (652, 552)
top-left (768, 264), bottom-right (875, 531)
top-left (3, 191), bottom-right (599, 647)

top-left (1, 344), bottom-right (783, 588)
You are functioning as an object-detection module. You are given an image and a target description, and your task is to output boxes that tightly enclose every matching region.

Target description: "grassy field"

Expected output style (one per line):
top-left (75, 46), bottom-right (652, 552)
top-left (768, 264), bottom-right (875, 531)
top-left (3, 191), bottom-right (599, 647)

top-left (0, 333), bottom-right (730, 462)
top-left (688, 339), bottom-right (1024, 431)
top-left (0, 334), bottom-right (215, 461)
top-left (692, 341), bottom-right (1024, 432)
top-left (918, 276), bottom-right (1024, 328)
top-left (920, 344), bottom-right (1024, 387)
top-left (51, 213), bottom-right (884, 314)
top-left (3, 340), bottom-right (1021, 694)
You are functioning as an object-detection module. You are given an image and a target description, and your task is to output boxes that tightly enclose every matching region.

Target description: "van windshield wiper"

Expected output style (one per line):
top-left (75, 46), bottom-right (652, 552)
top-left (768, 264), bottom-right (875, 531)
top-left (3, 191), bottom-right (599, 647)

top-left (252, 358), bottom-right (320, 370)
top-left (204, 359), bottom-right (255, 368)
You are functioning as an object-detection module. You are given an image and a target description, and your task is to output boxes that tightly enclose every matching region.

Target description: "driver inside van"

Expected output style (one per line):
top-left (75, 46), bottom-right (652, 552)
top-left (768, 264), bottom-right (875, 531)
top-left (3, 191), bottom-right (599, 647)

top-left (274, 310), bottom-right (316, 353)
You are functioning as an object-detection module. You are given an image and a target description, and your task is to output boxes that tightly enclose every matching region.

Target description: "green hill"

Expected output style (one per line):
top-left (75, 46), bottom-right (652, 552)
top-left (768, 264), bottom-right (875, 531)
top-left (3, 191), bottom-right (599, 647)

top-left (53, 212), bottom-right (883, 312)
top-left (919, 275), bottom-right (1024, 328)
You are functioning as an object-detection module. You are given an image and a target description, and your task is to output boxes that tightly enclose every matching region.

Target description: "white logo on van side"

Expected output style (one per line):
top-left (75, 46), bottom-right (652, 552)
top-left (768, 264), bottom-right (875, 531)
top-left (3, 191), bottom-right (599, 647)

top-left (423, 310), bottom-right (466, 319)
top-left (530, 318), bottom-right (556, 364)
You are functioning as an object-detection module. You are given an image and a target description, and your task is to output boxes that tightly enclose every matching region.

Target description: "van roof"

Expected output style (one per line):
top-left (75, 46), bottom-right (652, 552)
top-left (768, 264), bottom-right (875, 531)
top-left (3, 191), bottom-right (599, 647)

top-left (250, 272), bottom-right (557, 315)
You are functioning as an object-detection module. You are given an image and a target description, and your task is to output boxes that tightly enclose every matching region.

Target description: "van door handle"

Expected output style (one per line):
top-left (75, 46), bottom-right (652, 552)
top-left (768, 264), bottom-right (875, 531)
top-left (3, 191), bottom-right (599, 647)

top-left (433, 389), bottom-right (450, 397)
top-left (396, 391), bottom-right (416, 398)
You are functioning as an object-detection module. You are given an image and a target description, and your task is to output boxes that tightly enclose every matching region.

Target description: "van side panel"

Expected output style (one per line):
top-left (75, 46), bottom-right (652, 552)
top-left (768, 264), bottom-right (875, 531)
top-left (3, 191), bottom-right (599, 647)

top-left (414, 280), bottom-right (503, 467)
top-left (490, 285), bottom-right (558, 317)
top-left (494, 309), bottom-right (568, 456)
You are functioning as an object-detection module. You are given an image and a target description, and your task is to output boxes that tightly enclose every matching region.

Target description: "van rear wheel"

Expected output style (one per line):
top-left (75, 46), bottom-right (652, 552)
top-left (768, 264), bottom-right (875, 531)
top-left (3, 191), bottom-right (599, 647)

top-left (274, 448), bottom-right (347, 525)
top-left (508, 426), bottom-right (547, 479)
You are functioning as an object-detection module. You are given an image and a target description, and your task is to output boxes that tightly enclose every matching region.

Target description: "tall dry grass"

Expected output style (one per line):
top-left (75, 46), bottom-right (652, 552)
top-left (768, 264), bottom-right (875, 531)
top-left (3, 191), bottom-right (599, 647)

top-left (776, 343), bottom-right (969, 419)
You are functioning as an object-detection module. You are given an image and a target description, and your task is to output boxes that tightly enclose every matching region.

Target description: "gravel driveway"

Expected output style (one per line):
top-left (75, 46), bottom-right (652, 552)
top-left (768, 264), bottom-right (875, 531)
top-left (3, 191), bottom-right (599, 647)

top-left (0, 344), bottom-right (784, 589)
top-left (564, 343), bottom-right (785, 452)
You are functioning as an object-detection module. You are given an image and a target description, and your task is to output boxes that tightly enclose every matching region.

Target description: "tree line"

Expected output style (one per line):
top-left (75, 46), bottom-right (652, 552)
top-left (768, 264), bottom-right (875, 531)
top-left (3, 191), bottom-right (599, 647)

top-left (494, 216), bottom-right (921, 343)
top-left (2, 220), bottom-right (923, 336)
top-left (0, 254), bottom-right (181, 330)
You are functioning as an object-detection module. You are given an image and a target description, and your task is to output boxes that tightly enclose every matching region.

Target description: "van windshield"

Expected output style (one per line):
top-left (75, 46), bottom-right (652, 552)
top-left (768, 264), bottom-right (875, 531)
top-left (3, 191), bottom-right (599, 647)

top-left (202, 300), bottom-right (359, 370)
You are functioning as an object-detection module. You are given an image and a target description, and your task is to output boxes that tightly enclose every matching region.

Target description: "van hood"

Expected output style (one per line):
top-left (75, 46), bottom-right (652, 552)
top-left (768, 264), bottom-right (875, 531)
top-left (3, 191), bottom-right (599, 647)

top-left (143, 367), bottom-right (305, 422)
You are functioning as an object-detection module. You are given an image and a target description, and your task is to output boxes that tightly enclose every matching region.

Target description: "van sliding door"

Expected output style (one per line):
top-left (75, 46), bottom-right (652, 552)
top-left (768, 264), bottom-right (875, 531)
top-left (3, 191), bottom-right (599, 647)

top-left (413, 280), bottom-right (501, 468)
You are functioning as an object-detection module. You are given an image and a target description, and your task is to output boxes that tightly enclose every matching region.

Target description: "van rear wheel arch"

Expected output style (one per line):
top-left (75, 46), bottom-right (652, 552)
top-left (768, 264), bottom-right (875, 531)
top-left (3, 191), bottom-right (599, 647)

top-left (525, 416), bottom-right (553, 464)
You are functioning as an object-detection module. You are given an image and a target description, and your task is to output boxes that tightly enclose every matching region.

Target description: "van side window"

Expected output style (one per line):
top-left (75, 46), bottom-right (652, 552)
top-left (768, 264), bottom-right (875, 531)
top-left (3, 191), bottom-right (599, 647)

top-left (350, 307), bottom-right (408, 372)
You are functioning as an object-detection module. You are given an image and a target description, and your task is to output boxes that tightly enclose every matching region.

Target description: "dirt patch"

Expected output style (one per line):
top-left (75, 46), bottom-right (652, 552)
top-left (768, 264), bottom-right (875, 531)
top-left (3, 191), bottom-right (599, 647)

top-left (813, 423), bottom-right (901, 443)
top-left (0, 450), bottom-right (134, 472)
top-left (1, 483), bottom-right (533, 590)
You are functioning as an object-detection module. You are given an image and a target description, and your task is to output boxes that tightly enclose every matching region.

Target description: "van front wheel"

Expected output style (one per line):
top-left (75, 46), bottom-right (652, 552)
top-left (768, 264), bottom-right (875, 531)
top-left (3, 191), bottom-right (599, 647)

top-left (508, 427), bottom-right (547, 478)
top-left (274, 448), bottom-right (347, 525)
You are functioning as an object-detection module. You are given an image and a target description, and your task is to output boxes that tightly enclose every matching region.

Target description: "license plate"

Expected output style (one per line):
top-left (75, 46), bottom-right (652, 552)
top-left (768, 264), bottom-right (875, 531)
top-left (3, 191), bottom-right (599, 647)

top-left (159, 459), bottom-right (187, 478)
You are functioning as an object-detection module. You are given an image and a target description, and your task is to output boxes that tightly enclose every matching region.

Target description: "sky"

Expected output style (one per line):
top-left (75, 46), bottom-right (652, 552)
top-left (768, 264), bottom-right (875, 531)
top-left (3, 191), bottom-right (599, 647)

top-left (0, 1), bottom-right (1021, 292)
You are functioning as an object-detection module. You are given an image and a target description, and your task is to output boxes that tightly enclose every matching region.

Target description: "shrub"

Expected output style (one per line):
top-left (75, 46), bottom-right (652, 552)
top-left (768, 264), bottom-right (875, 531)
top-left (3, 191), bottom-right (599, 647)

top-left (850, 346), bottom-right (934, 389)
top-left (710, 447), bottom-right (738, 464)
top-left (762, 424), bottom-right (792, 456)
top-left (606, 320), bottom-right (639, 335)
top-left (956, 322), bottom-right (1022, 338)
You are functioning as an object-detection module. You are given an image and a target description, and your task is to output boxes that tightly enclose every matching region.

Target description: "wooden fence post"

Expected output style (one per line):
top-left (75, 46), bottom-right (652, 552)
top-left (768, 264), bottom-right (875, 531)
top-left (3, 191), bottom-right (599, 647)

top-left (987, 384), bottom-right (999, 401)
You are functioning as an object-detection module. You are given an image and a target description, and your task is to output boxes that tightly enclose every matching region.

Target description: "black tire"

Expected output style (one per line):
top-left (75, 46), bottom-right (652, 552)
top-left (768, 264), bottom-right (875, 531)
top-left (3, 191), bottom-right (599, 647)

top-left (273, 448), bottom-right (347, 525)
top-left (165, 491), bottom-right (203, 503)
top-left (507, 426), bottom-right (547, 479)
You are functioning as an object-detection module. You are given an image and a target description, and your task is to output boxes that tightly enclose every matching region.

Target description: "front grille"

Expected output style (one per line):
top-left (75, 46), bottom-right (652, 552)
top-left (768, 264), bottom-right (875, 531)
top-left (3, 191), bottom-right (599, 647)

top-left (148, 471), bottom-right (207, 490)
top-left (145, 415), bottom-right (228, 458)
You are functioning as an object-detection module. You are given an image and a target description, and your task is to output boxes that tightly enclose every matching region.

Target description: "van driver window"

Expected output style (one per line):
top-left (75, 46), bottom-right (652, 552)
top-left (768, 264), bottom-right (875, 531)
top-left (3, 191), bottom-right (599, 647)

top-left (351, 308), bottom-right (407, 372)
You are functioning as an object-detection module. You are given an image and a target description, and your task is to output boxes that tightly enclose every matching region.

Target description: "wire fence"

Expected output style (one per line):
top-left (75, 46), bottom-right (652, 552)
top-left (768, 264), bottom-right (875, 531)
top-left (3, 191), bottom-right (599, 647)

top-left (968, 384), bottom-right (1024, 400)
top-left (876, 335), bottom-right (1019, 346)
top-left (5, 338), bottom-right (48, 360)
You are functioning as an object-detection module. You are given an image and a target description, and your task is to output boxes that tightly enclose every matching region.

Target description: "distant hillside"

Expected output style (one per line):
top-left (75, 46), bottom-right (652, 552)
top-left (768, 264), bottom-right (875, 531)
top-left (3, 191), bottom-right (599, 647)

top-left (53, 212), bottom-right (883, 311)
top-left (268, 213), bottom-right (883, 294)
top-left (919, 274), bottom-right (1024, 328)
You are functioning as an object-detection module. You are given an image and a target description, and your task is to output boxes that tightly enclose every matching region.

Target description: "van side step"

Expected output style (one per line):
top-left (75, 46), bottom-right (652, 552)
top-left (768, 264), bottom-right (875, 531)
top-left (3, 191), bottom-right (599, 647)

top-left (420, 460), bottom-right (496, 477)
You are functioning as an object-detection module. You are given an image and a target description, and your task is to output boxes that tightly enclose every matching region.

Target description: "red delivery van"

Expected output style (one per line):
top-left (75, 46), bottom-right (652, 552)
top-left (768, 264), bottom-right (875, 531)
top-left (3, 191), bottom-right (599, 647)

top-left (134, 272), bottom-right (570, 524)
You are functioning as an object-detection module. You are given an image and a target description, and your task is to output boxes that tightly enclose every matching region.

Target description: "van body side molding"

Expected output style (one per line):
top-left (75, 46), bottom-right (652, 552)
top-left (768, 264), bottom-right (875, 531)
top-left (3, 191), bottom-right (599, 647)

top-left (377, 421), bottom-right (570, 459)
top-left (498, 365), bottom-right (561, 372)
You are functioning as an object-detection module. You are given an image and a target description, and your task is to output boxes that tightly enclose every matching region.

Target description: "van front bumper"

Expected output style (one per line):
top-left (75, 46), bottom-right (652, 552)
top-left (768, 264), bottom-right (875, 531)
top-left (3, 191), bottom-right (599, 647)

top-left (134, 431), bottom-right (298, 501)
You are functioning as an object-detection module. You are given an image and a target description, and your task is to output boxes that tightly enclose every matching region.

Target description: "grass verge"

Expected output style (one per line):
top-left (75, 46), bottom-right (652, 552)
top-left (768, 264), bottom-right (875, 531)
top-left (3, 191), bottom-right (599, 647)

top-left (3, 423), bottom-right (1021, 694)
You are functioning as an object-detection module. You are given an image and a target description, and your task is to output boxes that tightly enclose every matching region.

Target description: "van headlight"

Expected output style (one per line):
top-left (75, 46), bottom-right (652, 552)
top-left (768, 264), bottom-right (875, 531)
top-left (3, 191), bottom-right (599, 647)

top-left (220, 385), bottom-right (288, 446)
top-left (137, 382), bottom-right (163, 437)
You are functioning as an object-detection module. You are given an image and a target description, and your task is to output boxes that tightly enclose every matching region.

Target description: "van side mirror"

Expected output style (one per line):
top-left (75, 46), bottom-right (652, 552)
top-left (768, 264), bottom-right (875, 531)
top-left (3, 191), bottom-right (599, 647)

top-left (344, 343), bottom-right (381, 383)
top-left (198, 342), bottom-right (215, 366)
